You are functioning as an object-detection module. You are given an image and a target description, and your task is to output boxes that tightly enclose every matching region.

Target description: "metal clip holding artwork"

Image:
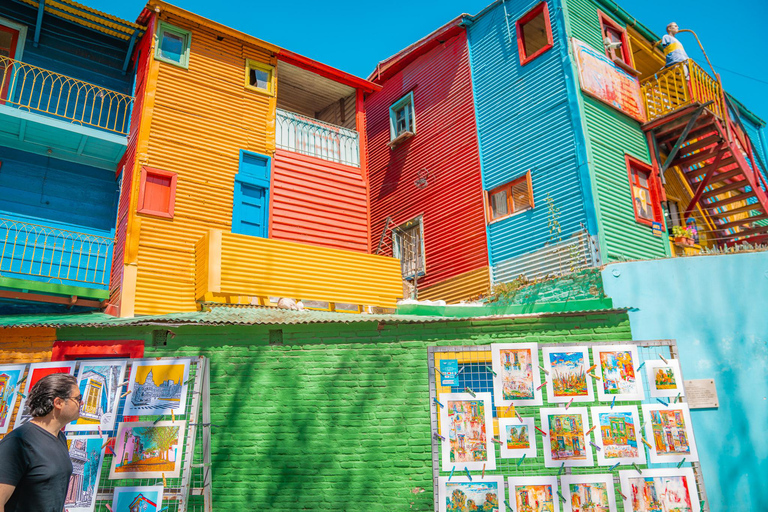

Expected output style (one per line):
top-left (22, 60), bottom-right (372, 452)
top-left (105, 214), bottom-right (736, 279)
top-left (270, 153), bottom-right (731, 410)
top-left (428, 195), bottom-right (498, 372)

top-left (464, 387), bottom-right (476, 398)
top-left (433, 397), bottom-right (444, 408)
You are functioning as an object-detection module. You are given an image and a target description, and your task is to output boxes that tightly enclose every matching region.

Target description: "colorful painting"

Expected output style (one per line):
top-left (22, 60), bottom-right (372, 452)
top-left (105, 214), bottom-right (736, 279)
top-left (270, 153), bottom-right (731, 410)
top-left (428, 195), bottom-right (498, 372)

top-left (492, 343), bottom-right (542, 407)
top-left (499, 417), bottom-right (537, 458)
top-left (561, 474), bottom-right (617, 512)
top-left (541, 407), bottom-right (593, 468)
top-left (14, 361), bottom-right (77, 429)
top-left (109, 421), bottom-right (185, 479)
top-left (439, 392), bottom-right (495, 471)
top-left (508, 476), bottom-right (560, 512)
top-left (124, 359), bottom-right (190, 416)
top-left (542, 346), bottom-right (593, 403)
top-left (0, 364), bottom-right (26, 434)
top-left (592, 345), bottom-right (644, 401)
top-left (619, 468), bottom-right (700, 512)
top-left (67, 360), bottom-right (127, 432)
top-left (111, 485), bottom-right (164, 512)
top-left (642, 404), bottom-right (699, 464)
top-left (646, 359), bottom-right (685, 398)
top-left (591, 406), bottom-right (645, 466)
top-left (65, 435), bottom-right (106, 512)
top-left (439, 476), bottom-right (504, 512)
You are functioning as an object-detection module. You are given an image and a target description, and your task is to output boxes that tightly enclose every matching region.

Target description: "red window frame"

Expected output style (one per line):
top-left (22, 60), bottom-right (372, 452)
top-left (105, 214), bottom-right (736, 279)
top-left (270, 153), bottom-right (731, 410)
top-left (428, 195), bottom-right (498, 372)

top-left (516, 2), bottom-right (554, 66)
top-left (0, 24), bottom-right (20, 103)
top-left (51, 340), bottom-right (145, 361)
top-left (138, 166), bottom-right (177, 219)
top-left (486, 170), bottom-right (535, 223)
top-left (598, 11), bottom-right (633, 67)
top-left (625, 155), bottom-right (662, 226)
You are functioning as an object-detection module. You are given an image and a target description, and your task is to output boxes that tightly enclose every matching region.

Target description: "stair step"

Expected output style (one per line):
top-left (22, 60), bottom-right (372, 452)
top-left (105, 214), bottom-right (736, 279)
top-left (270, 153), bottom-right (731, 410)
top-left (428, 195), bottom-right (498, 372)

top-left (718, 213), bottom-right (768, 231)
top-left (656, 115), bottom-right (716, 143)
top-left (710, 202), bottom-right (764, 219)
top-left (674, 146), bottom-right (730, 169)
top-left (678, 134), bottom-right (723, 156)
top-left (722, 223), bottom-right (768, 239)
top-left (700, 179), bottom-right (750, 201)
top-left (685, 158), bottom-right (738, 182)
top-left (705, 192), bottom-right (757, 211)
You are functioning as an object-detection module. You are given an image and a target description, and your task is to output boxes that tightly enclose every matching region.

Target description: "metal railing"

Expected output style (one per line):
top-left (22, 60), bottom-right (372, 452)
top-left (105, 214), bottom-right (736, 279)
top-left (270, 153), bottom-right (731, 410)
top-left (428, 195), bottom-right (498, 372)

top-left (276, 108), bottom-right (360, 167)
top-left (0, 217), bottom-right (113, 287)
top-left (0, 56), bottom-right (133, 134)
top-left (641, 59), bottom-right (724, 122)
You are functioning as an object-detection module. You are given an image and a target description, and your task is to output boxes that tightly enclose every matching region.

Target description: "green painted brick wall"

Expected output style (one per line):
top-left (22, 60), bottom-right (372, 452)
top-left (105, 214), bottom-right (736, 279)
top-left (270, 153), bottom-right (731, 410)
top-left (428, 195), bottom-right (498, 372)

top-left (57, 312), bottom-right (631, 511)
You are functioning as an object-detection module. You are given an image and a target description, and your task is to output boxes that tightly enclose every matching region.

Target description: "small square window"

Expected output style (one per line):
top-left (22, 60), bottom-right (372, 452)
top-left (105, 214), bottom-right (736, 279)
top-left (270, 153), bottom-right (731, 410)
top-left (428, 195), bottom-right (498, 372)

top-left (486, 171), bottom-right (534, 223)
top-left (388, 92), bottom-right (415, 146)
top-left (245, 59), bottom-right (275, 96)
top-left (516, 2), bottom-right (554, 66)
top-left (626, 156), bottom-right (661, 226)
top-left (138, 166), bottom-right (177, 219)
top-left (155, 21), bottom-right (191, 69)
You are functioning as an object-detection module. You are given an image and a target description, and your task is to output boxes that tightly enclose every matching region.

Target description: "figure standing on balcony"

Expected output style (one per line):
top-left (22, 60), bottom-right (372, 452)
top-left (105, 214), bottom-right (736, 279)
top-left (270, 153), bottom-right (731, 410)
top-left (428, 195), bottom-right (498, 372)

top-left (658, 22), bottom-right (689, 68)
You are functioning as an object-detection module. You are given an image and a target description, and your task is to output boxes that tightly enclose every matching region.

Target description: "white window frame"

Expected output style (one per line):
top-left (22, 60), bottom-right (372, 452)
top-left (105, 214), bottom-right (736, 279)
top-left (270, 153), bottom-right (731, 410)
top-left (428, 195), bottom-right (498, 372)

top-left (392, 216), bottom-right (426, 280)
top-left (388, 91), bottom-right (416, 146)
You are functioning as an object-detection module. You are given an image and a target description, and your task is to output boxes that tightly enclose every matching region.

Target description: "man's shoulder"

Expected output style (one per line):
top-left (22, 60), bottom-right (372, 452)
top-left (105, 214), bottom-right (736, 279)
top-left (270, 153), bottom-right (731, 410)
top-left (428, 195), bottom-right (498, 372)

top-left (661, 34), bottom-right (674, 44)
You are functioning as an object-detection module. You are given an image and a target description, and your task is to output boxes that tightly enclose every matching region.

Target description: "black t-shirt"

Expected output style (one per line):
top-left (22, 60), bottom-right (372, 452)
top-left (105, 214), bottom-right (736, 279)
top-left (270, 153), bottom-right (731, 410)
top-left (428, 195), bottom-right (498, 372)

top-left (0, 422), bottom-right (73, 512)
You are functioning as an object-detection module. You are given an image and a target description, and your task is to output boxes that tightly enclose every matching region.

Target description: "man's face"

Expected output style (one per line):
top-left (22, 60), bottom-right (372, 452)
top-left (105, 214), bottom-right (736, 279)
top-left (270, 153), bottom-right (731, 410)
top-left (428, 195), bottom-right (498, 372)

top-left (668, 23), bottom-right (679, 35)
top-left (59, 384), bottom-right (82, 423)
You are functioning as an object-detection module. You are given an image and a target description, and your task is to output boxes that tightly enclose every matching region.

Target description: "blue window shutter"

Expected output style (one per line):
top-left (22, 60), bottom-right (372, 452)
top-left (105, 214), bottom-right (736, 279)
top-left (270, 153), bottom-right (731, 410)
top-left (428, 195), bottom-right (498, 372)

top-left (232, 151), bottom-right (271, 238)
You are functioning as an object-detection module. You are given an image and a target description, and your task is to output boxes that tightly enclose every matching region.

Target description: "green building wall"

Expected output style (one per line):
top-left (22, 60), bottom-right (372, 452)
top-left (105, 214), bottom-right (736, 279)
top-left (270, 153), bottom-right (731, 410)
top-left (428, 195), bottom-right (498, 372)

top-left (57, 312), bottom-right (631, 511)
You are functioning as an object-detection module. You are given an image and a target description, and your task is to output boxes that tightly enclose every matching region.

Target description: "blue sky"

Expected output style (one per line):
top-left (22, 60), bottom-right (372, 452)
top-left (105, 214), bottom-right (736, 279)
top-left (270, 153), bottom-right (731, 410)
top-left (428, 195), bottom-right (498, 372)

top-left (92, 0), bottom-right (767, 120)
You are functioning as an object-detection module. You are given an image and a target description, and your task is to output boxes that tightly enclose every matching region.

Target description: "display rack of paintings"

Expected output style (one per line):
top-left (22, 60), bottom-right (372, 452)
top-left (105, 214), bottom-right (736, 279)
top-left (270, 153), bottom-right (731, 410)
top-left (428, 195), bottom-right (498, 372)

top-left (14, 361), bottom-right (77, 428)
top-left (498, 417), bottom-right (537, 459)
top-left (0, 364), bottom-right (26, 435)
top-left (438, 475), bottom-right (504, 512)
top-left (439, 392), bottom-right (495, 471)
top-left (646, 359), bottom-right (685, 398)
top-left (541, 407), bottom-right (594, 468)
top-left (592, 345), bottom-right (644, 401)
top-left (507, 476), bottom-right (560, 512)
top-left (590, 405), bottom-right (645, 466)
top-left (560, 474), bottom-right (617, 512)
top-left (65, 435), bottom-right (106, 512)
top-left (541, 346), bottom-right (594, 404)
top-left (491, 343), bottom-right (543, 407)
top-left (67, 359), bottom-right (127, 432)
top-left (642, 403), bottom-right (699, 464)
top-left (111, 485), bottom-right (165, 512)
top-left (619, 468), bottom-right (700, 512)
top-left (123, 358), bottom-right (190, 416)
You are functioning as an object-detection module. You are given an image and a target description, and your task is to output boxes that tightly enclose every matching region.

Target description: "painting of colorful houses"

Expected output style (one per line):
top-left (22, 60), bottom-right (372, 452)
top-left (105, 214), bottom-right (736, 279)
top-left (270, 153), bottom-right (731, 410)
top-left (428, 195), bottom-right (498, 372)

top-left (69, 360), bottom-right (127, 432)
top-left (0, 364), bottom-right (25, 434)
top-left (124, 359), bottom-right (190, 415)
top-left (111, 485), bottom-right (164, 512)
top-left (620, 469), bottom-right (699, 512)
top-left (643, 405), bottom-right (698, 464)
top-left (439, 476), bottom-right (504, 512)
top-left (592, 406), bottom-right (644, 465)
top-left (542, 408), bottom-right (593, 467)
top-left (508, 477), bottom-right (560, 512)
top-left (543, 347), bottom-right (593, 403)
top-left (562, 474), bottom-right (617, 512)
top-left (109, 421), bottom-right (184, 479)
top-left (440, 393), bottom-right (495, 471)
top-left (492, 343), bottom-right (542, 406)
top-left (646, 360), bottom-right (684, 398)
top-left (593, 346), bottom-right (643, 401)
top-left (65, 435), bottom-right (105, 512)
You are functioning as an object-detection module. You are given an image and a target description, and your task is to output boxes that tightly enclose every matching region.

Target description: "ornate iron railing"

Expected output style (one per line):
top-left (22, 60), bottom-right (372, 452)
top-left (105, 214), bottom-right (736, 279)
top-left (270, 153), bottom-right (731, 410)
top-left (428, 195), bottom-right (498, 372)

top-left (0, 56), bottom-right (133, 134)
top-left (276, 108), bottom-right (360, 167)
top-left (641, 59), bottom-right (724, 122)
top-left (0, 217), bottom-right (113, 287)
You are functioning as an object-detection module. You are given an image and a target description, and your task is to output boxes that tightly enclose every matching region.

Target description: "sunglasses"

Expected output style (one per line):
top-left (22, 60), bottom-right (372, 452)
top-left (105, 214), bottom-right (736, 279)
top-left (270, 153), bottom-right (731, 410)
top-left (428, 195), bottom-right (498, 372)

top-left (67, 395), bottom-right (84, 404)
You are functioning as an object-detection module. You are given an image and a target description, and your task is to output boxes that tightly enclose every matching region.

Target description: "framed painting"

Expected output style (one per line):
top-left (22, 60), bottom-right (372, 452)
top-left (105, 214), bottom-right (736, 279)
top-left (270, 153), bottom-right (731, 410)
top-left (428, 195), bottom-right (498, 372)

top-left (14, 361), bottom-right (77, 429)
top-left (619, 468), bottom-right (700, 512)
top-left (645, 359), bottom-right (684, 398)
top-left (590, 406), bottom-right (645, 466)
top-left (67, 359), bottom-right (127, 432)
top-left (560, 474), bottom-right (617, 512)
top-left (540, 407), bottom-right (593, 468)
top-left (642, 404), bottom-right (699, 463)
top-left (123, 358), bottom-right (190, 416)
top-left (65, 435), bottom-right (106, 512)
top-left (507, 476), bottom-right (560, 512)
top-left (0, 364), bottom-right (26, 434)
top-left (111, 485), bottom-right (164, 512)
top-left (542, 346), bottom-right (594, 403)
top-left (439, 392), bottom-right (496, 471)
top-left (438, 475), bottom-right (505, 512)
top-left (109, 420), bottom-right (185, 479)
top-left (499, 416), bottom-right (537, 459)
top-left (592, 345), bottom-right (644, 401)
top-left (491, 343), bottom-right (542, 407)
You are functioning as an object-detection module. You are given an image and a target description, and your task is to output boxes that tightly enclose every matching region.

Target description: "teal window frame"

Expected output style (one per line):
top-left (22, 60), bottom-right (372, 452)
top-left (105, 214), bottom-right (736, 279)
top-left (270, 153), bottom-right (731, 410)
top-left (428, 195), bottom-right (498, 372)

top-left (155, 21), bottom-right (191, 69)
top-left (388, 92), bottom-right (416, 142)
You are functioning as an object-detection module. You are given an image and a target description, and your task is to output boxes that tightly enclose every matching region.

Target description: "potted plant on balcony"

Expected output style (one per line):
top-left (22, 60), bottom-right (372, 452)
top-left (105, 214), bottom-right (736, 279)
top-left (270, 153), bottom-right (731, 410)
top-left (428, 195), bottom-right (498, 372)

top-left (672, 226), bottom-right (696, 247)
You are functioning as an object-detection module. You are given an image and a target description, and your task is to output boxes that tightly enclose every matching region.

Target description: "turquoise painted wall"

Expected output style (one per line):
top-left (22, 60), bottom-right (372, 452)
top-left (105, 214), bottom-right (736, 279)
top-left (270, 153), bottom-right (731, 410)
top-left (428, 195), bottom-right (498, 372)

top-left (602, 252), bottom-right (768, 511)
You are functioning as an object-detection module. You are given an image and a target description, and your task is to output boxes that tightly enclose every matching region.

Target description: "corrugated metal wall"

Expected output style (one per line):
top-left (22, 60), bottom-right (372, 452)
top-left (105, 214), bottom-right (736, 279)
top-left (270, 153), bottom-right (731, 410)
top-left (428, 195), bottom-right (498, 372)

top-left (366, 32), bottom-right (489, 296)
top-left (564, 0), bottom-right (668, 261)
top-left (468, 0), bottom-right (591, 276)
top-left (271, 149), bottom-right (368, 253)
top-left (493, 232), bottom-right (595, 282)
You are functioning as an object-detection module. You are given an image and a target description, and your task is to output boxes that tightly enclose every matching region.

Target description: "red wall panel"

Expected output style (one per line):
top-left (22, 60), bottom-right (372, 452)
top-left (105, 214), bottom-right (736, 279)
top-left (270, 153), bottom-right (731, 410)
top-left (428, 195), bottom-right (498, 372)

top-left (270, 149), bottom-right (369, 253)
top-left (366, 31), bottom-right (488, 290)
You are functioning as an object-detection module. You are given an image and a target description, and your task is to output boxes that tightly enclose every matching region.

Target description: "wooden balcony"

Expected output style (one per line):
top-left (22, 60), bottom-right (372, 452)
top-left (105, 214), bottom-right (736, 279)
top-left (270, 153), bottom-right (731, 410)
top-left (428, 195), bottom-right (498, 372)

top-left (640, 59), bottom-right (724, 123)
top-left (195, 229), bottom-right (402, 309)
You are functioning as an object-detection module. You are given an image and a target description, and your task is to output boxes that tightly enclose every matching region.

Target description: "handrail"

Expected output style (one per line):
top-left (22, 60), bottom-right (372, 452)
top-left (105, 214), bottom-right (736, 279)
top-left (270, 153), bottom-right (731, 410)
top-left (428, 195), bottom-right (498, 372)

top-left (640, 59), bottom-right (724, 122)
top-left (275, 108), bottom-right (360, 167)
top-left (0, 56), bottom-right (133, 134)
top-left (0, 217), bottom-right (113, 286)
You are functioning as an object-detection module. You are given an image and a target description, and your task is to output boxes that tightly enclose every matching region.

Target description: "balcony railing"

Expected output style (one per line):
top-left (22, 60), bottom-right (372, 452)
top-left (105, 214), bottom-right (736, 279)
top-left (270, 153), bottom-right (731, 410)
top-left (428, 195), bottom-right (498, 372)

top-left (276, 108), bottom-right (360, 167)
top-left (0, 56), bottom-right (133, 134)
top-left (0, 217), bottom-right (113, 288)
top-left (640, 59), bottom-right (724, 122)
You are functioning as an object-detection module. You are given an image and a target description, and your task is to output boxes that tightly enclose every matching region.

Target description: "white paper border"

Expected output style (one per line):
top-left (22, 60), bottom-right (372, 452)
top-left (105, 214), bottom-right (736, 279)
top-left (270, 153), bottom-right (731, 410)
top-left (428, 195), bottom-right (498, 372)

top-left (109, 420), bottom-right (186, 479)
top-left (492, 343), bottom-right (542, 407)
top-left (592, 345), bottom-right (645, 401)
top-left (499, 416), bottom-right (537, 459)
top-left (438, 475), bottom-right (505, 512)
top-left (540, 407), bottom-right (594, 468)
top-left (65, 434), bottom-right (106, 512)
top-left (646, 359), bottom-right (685, 398)
top-left (0, 364), bottom-right (27, 434)
top-left (642, 403), bottom-right (699, 463)
top-left (542, 345), bottom-right (594, 403)
top-left (123, 358), bottom-right (190, 416)
top-left (507, 475), bottom-right (560, 512)
top-left (439, 392), bottom-right (496, 471)
top-left (619, 468), bottom-right (700, 512)
top-left (67, 359), bottom-right (128, 432)
top-left (560, 473), bottom-right (618, 512)
top-left (14, 361), bottom-right (76, 429)
top-left (590, 405), bottom-right (646, 466)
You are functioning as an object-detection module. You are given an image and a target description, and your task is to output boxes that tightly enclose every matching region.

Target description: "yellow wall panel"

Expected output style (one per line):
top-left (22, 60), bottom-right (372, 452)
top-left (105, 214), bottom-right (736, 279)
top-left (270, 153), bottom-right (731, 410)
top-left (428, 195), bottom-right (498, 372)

top-left (417, 266), bottom-right (491, 304)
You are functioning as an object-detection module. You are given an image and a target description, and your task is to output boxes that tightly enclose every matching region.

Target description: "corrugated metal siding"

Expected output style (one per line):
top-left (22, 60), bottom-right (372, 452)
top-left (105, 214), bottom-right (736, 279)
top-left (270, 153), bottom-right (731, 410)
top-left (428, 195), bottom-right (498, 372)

top-left (740, 117), bottom-right (768, 178)
top-left (417, 266), bottom-right (490, 303)
top-left (366, 32), bottom-right (488, 290)
top-left (564, 0), bottom-right (667, 261)
top-left (493, 232), bottom-right (595, 283)
top-left (271, 149), bottom-right (368, 253)
top-left (469, 0), bottom-right (590, 269)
